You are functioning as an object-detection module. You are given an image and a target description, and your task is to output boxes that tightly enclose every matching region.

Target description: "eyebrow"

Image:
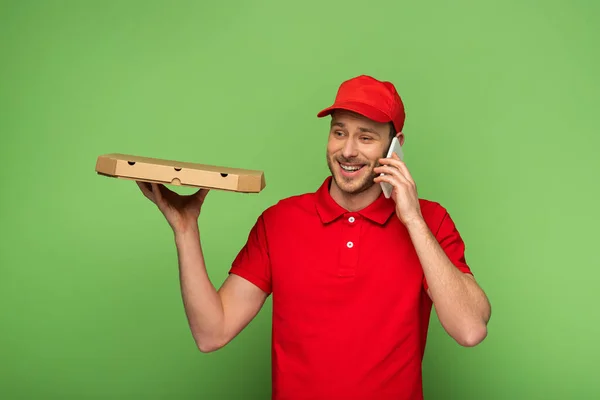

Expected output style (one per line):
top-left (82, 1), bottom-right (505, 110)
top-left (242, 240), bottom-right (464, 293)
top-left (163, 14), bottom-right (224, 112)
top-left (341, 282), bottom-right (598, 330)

top-left (331, 121), bottom-right (381, 136)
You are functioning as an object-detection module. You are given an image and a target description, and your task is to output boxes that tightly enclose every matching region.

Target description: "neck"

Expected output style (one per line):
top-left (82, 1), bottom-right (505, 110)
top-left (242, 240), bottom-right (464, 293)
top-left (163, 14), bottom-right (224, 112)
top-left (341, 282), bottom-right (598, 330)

top-left (329, 178), bottom-right (382, 212)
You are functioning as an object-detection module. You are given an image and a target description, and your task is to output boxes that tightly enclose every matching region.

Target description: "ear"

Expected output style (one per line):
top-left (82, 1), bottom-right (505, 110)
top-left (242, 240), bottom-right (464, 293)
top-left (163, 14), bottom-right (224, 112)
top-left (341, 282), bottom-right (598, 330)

top-left (396, 131), bottom-right (405, 146)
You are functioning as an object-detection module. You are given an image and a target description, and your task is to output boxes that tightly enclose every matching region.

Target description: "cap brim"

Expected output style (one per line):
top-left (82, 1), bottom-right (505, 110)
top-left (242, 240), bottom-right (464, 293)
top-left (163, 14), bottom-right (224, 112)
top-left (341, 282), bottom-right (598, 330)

top-left (316, 101), bottom-right (391, 124)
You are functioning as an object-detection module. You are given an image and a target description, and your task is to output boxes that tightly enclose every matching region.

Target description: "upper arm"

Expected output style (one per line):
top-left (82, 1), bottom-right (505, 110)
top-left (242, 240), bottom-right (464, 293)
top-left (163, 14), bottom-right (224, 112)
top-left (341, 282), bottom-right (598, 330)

top-left (217, 273), bottom-right (269, 343)
top-left (220, 213), bottom-right (273, 343)
top-left (423, 207), bottom-right (473, 292)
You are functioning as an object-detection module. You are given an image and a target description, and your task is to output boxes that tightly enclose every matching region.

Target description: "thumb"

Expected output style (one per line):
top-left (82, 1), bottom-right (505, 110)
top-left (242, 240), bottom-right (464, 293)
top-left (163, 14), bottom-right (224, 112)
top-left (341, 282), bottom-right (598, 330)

top-left (150, 183), bottom-right (168, 210)
top-left (194, 188), bottom-right (210, 204)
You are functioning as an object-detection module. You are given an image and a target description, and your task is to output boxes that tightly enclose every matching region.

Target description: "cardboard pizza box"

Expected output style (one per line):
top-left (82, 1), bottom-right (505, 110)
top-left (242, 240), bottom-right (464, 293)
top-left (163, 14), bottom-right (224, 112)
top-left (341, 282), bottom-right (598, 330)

top-left (95, 153), bottom-right (266, 193)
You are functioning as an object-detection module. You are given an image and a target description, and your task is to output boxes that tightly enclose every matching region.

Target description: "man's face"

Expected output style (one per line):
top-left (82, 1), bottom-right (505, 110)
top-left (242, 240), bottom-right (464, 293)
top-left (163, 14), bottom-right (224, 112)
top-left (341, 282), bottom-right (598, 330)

top-left (326, 110), bottom-right (394, 195)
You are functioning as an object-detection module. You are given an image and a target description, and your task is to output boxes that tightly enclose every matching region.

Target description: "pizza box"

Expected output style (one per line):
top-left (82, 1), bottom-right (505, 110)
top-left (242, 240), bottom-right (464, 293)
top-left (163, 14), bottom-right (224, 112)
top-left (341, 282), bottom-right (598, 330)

top-left (95, 153), bottom-right (266, 193)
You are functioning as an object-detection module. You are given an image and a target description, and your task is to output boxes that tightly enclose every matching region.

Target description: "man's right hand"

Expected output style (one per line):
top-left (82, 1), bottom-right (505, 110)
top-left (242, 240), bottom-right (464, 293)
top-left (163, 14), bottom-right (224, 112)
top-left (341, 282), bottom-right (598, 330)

top-left (136, 181), bottom-right (209, 234)
top-left (135, 180), bottom-right (267, 352)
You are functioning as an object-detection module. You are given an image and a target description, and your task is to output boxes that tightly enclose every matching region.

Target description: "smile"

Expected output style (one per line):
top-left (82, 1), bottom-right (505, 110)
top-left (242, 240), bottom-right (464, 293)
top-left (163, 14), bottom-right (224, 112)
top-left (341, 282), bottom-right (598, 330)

top-left (338, 162), bottom-right (365, 174)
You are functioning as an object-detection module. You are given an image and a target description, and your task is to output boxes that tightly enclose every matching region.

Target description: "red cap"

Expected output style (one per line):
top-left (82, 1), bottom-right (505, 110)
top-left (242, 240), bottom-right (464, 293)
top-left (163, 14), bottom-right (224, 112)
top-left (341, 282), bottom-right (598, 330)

top-left (317, 75), bottom-right (406, 133)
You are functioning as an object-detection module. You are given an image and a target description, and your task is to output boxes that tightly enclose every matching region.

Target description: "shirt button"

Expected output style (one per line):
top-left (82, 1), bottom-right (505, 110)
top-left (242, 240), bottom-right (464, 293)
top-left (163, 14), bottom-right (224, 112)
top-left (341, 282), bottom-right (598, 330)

top-left (348, 216), bottom-right (355, 223)
top-left (346, 241), bottom-right (353, 248)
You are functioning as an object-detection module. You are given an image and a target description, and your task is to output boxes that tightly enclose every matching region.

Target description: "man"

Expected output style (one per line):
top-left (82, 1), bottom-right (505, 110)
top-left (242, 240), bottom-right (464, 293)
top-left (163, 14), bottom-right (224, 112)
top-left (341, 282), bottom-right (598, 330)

top-left (137, 75), bottom-right (491, 400)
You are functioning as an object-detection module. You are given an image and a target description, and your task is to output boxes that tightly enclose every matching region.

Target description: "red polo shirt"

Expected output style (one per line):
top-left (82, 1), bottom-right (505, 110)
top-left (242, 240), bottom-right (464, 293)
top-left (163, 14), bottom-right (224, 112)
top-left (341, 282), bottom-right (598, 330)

top-left (229, 176), bottom-right (472, 400)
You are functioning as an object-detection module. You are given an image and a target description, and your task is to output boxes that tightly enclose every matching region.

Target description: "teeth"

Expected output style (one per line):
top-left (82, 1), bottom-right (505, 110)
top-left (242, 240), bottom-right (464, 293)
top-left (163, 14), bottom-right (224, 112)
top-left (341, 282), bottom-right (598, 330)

top-left (340, 164), bottom-right (361, 172)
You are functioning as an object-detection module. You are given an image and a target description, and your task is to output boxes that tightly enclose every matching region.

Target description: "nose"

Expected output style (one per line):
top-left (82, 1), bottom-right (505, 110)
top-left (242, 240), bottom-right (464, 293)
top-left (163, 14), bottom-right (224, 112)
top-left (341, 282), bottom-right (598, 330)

top-left (341, 137), bottom-right (359, 159)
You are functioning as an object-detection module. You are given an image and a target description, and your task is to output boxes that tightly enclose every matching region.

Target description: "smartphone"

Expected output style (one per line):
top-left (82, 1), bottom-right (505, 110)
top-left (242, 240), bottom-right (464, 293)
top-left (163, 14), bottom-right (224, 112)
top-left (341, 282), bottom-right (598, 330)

top-left (380, 136), bottom-right (404, 199)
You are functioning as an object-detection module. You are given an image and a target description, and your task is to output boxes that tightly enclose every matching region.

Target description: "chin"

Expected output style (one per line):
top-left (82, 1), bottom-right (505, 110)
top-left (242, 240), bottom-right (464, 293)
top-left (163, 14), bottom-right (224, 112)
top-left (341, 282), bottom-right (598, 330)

top-left (326, 156), bottom-right (376, 194)
top-left (333, 168), bottom-right (375, 194)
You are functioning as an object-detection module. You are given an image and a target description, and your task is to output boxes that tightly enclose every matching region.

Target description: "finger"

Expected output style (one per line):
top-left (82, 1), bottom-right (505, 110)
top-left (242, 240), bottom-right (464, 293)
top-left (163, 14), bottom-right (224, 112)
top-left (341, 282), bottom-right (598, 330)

top-left (375, 170), bottom-right (416, 199)
top-left (388, 153), bottom-right (415, 183)
top-left (374, 173), bottom-right (402, 189)
top-left (374, 165), bottom-right (411, 185)
top-left (378, 158), bottom-right (415, 185)
top-left (377, 158), bottom-right (404, 176)
top-left (374, 174), bottom-right (402, 199)
top-left (195, 188), bottom-right (210, 202)
top-left (137, 181), bottom-right (156, 203)
top-left (394, 161), bottom-right (415, 184)
top-left (189, 188), bottom-right (209, 207)
top-left (156, 183), bottom-right (173, 198)
top-left (378, 156), bottom-right (404, 169)
top-left (151, 183), bottom-right (164, 204)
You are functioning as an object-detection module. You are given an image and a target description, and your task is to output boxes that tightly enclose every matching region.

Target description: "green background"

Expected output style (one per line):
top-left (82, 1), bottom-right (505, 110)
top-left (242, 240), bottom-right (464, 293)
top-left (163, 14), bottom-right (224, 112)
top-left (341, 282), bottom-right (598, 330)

top-left (1, 0), bottom-right (598, 398)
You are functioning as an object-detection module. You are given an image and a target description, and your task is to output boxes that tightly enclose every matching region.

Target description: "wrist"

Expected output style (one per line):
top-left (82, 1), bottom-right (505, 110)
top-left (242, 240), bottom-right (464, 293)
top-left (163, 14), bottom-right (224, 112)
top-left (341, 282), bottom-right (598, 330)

top-left (174, 223), bottom-right (200, 243)
top-left (403, 215), bottom-right (427, 232)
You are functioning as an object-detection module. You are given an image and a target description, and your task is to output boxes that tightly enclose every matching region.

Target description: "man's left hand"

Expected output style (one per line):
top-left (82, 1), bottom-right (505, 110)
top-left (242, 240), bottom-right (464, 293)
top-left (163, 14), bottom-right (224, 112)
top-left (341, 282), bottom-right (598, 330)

top-left (374, 153), bottom-right (423, 226)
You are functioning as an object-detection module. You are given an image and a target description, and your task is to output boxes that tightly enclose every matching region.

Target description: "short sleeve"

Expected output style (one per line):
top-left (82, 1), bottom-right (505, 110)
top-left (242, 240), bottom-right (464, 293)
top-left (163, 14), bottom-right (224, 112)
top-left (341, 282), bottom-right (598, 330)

top-left (229, 214), bottom-right (272, 295)
top-left (423, 210), bottom-right (473, 291)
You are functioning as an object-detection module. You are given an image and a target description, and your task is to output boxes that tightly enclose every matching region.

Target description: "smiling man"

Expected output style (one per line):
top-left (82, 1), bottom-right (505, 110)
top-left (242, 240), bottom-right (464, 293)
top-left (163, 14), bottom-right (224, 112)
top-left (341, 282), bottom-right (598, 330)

top-left (137, 75), bottom-right (491, 400)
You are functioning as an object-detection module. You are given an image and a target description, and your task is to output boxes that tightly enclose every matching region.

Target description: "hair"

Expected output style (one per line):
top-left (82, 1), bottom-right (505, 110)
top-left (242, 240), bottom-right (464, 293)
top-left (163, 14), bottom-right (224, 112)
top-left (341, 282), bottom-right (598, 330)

top-left (389, 123), bottom-right (399, 143)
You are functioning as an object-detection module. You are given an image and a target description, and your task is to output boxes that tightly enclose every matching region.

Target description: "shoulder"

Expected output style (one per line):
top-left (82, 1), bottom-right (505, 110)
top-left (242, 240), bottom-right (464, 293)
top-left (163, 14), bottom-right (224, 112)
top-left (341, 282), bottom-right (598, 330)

top-left (419, 198), bottom-right (447, 218)
top-left (418, 198), bottom-right (453, 236)
top-left (259, 190), bottom-right (317, 222)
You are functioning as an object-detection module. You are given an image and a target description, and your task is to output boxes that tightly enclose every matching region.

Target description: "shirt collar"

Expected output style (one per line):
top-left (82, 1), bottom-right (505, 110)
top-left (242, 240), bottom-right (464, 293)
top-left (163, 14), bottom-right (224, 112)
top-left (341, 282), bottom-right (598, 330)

top-left (314, 176), bottom-right (396, 225)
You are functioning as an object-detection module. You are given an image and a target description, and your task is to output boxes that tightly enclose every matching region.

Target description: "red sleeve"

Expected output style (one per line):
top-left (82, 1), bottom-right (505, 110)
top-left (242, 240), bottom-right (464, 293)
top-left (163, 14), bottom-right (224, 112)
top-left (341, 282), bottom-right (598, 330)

top-left (423, 210), bottom-right (473, 291)
top-left (229, 214), bottom-right (272, 295)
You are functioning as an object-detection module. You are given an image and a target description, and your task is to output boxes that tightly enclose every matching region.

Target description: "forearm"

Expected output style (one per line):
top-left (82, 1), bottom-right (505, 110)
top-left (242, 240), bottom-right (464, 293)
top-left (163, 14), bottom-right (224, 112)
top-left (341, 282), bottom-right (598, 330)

top-left (405, 218), bottom-right (491, 346)
top-left (174, 226), bottom-right (225, 352)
